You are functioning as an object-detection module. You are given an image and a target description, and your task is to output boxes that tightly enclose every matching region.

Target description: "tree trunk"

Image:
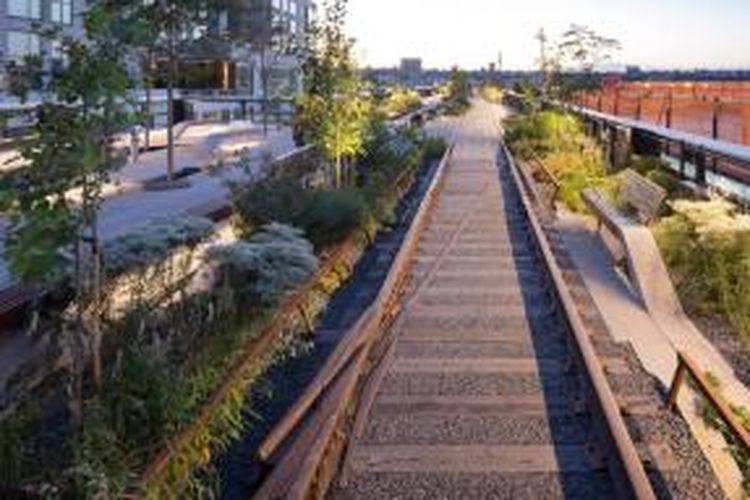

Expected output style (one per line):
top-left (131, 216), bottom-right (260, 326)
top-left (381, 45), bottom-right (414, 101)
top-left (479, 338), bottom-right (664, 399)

top-left (144, 52), bottom-right (153, 150)
top-left (166, 33), bottom-right (177, 181)
top-left (89, 209), bottom-right (103, 393)
top-left (261, 47), bottom-right (269, 137)
top-left (335, 154), bottom-right (342, 188)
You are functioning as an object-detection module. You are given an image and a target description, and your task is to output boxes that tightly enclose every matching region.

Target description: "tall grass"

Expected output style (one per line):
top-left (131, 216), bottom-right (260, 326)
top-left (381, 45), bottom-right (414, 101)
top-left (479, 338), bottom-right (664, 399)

top-left (654, 200), bottom-right (750, 345)
top-left (506, 110), bottom-right (616, 212)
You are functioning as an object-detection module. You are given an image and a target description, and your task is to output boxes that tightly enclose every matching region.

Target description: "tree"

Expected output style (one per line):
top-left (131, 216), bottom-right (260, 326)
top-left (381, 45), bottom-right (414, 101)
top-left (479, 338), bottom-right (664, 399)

top-left (122, 0), bottom-right (221, 182)
top-left (557, 24), bottom-right (621, 74)
top-left (552, 24), bottom-right (621, 97)
top-left (0, 2), bottom-right (135, 415)
top-left (445, 66), bottom-right (471, 114)
top-left (295, 0), bottom-right (371, 187)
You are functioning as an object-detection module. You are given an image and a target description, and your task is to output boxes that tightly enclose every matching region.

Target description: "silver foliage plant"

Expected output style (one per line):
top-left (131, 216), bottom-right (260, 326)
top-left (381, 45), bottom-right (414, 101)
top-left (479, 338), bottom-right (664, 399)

top-left (103, 216), bottom-right (215, 277)
top-left (207, 223), bottom-right (319, 305)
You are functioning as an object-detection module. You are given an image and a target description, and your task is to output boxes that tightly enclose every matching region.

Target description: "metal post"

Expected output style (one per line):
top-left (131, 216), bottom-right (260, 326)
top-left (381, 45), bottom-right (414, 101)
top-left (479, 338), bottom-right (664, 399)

top-left (712, 98), bottom-right (720, 170)
top-left (613, 88), bottom-right (620, 116)
top-left (712, 97), bottom-right (720, 140)
top-left (679, 141), bottom-right (686, 179)
top-left (636, 96), bottom-right (642, 121)
top-left (665, 91), bottom-right (673, 129)
top-left (696, 150), bottom-right (707, 187)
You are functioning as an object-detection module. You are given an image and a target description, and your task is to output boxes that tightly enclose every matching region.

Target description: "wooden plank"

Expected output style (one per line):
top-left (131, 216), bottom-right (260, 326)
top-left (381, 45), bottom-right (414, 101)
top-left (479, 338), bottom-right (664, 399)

top-left (373, 395), bottom-right (553, 416)
top-left (347, 444), bottom-right (603, 474)
top-left (254, 348), bottom-right (367, 500)
top-left (388, 358), bottom-right (563, 375)
top-left (620, 169), bottom-right (667, 223)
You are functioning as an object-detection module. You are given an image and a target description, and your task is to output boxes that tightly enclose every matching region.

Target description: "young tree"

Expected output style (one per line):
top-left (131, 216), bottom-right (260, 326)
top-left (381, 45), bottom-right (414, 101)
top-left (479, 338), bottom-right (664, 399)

top-left (0, 2), bottom-right (135, 413)
top-left (295, 0), bottom-right (371, 187)
top-left (124, 0), bottom-right (221, 182)
top-left (445, 66), bottom-right (471, 114)
top-left (552, 24), bottom-right (621, 96)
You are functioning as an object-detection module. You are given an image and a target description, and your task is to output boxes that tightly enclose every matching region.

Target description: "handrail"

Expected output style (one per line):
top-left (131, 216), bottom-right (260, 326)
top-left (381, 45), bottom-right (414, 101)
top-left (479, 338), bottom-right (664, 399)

top-left (253, 139), bottom-right (455, 498)
top-left (561, 101), bottom-right (750, 169)
top-left (256, 140), bottom-right (455, 464)
top-left (504, 142), bottom-right (658, 500)
top-left (667, 351), bottom-right (750, 453)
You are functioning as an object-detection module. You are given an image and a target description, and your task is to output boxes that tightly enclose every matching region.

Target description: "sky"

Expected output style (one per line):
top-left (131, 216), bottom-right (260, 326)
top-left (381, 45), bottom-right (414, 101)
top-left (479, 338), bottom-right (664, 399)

top-left (347, 0), bottom-right (750, 71)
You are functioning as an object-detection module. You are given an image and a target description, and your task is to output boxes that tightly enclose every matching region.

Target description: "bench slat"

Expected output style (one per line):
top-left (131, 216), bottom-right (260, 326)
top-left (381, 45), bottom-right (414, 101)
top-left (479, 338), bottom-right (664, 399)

top-left (620, 169), bottom-right (666, 224)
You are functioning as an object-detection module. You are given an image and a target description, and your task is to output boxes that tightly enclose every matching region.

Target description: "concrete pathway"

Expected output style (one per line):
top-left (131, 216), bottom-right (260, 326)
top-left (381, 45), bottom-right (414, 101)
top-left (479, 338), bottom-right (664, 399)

top-left (558, 210), bottom-right (746, 498)
top-left (0, 121), bottom-right (295, 288)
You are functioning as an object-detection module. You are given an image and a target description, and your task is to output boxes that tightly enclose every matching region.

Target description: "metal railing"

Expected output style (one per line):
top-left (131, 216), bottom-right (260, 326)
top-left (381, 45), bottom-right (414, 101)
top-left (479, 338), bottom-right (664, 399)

top-left (667, 352), bottom-right (750, 454)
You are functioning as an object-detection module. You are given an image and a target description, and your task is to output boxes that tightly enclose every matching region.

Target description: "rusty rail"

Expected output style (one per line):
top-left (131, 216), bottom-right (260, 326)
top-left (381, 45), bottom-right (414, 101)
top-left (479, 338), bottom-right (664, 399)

top-left (527, 152), bottom-right (561, 211)
top-left (667, 351), bottom-right (750, 454)
top-left (253, 140), bottom-right (455, 499)
top-left (504, 143), bottom-right (658, 500)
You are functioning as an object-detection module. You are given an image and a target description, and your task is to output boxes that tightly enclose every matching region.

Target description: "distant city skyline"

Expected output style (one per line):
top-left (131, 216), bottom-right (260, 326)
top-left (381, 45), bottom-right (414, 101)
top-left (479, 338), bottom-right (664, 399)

top-left (348, 0), bottom-right (750, 71)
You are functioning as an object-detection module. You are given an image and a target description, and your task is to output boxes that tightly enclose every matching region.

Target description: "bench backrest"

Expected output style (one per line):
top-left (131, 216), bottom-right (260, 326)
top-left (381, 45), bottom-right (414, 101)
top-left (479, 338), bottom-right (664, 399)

top-left (620, 169), bottom-right (667, 224)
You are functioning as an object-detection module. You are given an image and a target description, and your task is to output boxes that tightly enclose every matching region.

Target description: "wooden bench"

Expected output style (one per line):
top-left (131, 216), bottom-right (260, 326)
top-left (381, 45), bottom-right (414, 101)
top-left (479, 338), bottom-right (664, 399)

top-left (583, 169), bottom-right (666, 231)
top-left (582, 169), bottom-right (667, 297)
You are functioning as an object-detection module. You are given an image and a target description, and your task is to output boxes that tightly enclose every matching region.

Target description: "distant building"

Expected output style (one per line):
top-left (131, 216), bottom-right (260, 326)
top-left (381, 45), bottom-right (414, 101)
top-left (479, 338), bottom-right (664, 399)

top-left (199, 0), bottom-right (316, 99)
top-left (400, 58), bottom-right (423, 86)
top-left (0, 0), bottom-right (87, 93)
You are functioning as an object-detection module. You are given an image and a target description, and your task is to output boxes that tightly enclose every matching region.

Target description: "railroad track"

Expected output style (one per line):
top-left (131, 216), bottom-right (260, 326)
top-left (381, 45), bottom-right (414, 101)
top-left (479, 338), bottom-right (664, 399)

top-left (253, 102), bottom-right (658, 499)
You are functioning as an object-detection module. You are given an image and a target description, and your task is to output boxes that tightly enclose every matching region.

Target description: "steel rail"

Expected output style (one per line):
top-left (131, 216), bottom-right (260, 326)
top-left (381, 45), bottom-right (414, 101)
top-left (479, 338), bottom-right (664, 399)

top-left (503, 142), bottom-right (657, 500)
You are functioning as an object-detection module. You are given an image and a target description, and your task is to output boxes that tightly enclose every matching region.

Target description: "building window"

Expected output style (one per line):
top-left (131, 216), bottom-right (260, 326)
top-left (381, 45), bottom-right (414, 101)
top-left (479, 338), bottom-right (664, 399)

top-left (7, 31), bottom-right (41, 60)
top-left (50, 0), bottom-right (73, 25)
top-left (8, 0), bottom-right (42, 19)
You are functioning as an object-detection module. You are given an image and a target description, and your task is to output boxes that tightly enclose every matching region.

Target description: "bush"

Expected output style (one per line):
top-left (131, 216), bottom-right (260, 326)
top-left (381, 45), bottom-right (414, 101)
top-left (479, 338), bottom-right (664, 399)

top-left (506, 111), bottom-right (586, 157)
top-left (207, 223), bottom-right (318, 305)
top-left (380, 87), bottom-right (421, 118)
top-left (231, 179), bottom-right (311, 237)
top-left (298, 189), bottom-right (368, 249)
top-left (422, 137), bottom-right (447, 162)
top-left (654, 200), bottom-right (750, 344)
top-left (480, 84), bottom-right (503, 104)
top-left (104, 216), bottom-right (213, 276)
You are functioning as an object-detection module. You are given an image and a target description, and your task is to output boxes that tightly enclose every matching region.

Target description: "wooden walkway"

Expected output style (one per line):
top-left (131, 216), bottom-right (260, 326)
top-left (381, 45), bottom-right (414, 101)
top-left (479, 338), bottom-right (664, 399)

top-left (330, 102), bottom-right (617, 499)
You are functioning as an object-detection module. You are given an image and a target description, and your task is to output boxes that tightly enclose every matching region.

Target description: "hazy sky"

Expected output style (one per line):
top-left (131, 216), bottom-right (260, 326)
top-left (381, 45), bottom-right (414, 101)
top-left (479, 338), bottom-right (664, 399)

top-left (347, 0), bottom-right (750, 70)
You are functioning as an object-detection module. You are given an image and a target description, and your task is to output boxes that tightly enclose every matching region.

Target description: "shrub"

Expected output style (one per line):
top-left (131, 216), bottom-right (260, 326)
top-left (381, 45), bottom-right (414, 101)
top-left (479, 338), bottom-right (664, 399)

top-left (298, 189), bottom-right (368, 249)
top-left (207, 223), bottom-right (318, 305)
top-left (231, 179), bottom-right (311, 237)
top-left (654, 200), bottom-right (750, 344)
top-left (506, 111), bottom-right (586, 158)
top-left (380, 87), bottom-right (421, 118)
top-left (423, 137), bottom-right (447, 162)
top-left (104, 216), bottom-right (213, 276)
top-left (542, 150), bottom-right (616, 213)
top-left (480, 84), bottom-right (503, 104)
